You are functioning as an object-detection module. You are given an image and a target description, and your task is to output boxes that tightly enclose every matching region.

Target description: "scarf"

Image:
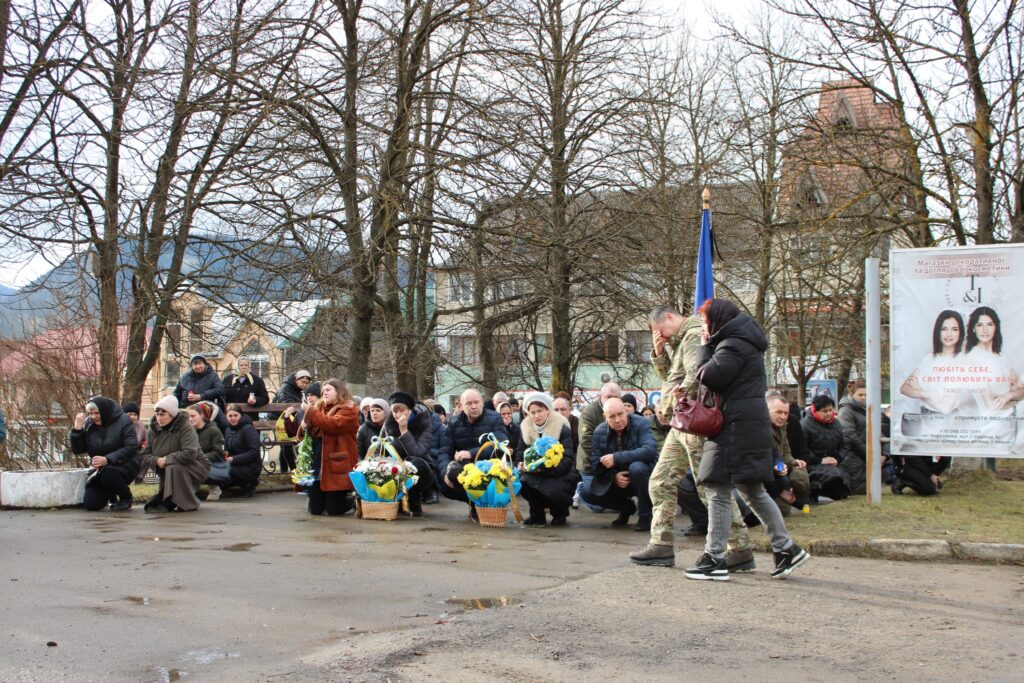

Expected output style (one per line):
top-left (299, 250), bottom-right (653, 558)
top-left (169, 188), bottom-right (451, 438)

top-left (232, 373), bottom-right (254, 386)
top-left (810, 405), bottom-right (836, 425)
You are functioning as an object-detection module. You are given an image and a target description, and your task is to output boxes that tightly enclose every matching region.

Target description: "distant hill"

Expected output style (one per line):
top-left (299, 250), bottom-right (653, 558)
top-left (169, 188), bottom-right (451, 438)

top-left (0, 236), bottom-right (329, 339)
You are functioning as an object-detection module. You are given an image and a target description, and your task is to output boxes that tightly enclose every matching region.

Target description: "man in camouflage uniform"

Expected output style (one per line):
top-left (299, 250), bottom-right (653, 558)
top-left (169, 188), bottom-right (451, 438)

top-left (629, 305), bottom-right (754, 569)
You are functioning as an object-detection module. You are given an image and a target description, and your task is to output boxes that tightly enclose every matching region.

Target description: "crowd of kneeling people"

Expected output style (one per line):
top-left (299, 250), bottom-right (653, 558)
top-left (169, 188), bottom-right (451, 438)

top-left (69, 299), bottom-right (949, 582)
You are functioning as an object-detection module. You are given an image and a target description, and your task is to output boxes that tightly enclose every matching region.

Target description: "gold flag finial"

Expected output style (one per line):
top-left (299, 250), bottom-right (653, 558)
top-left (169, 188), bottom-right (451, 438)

top-left (702, 186), bottom-right (711, 209)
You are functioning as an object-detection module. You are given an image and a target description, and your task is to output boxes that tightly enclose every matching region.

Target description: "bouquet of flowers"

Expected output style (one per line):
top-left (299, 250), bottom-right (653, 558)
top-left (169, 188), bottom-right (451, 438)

top-left (291, 434), bottom-right (316, 489)
top-left (456, 433), bottom-right (522, 509)
top-left (348, 436), bottom-right (419, 504)
top-left (523, 434), bottom-right (564, 472)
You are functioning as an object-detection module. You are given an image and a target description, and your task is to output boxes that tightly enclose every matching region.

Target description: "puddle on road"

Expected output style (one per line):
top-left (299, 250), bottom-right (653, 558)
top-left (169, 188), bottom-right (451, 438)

top-left (222, 543), bottom-right (259, 552)
top-left (445, 596), bottom-right (521, 610)
top-left (153, 667), bottom-right (188, 682)
top-left (419, 527), bottom-right (449, 532)
top-left (126, 596), bottom-right (152, 606)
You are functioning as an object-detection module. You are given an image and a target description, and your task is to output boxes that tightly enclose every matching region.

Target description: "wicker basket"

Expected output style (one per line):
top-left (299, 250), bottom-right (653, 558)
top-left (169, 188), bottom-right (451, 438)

top-left (476, 505), bottom-right (509, 528)
top-left (357, 499), bottom-right (400, 521)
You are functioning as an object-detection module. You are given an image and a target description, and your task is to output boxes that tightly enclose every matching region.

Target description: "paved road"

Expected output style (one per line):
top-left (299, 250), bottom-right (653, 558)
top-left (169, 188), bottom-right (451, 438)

top-left (1, 492), bottom-right (1022, 682)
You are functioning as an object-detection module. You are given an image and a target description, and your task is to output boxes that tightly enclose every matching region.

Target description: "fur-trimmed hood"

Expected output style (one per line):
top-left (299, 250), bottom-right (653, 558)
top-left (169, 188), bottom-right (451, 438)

top-left (519, 411), bottom-right (569, 447)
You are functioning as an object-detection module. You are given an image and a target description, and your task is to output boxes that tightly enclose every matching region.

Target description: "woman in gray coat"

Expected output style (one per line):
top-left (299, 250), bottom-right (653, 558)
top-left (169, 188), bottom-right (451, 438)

top-left (141, 396), bottom-right (210, 512)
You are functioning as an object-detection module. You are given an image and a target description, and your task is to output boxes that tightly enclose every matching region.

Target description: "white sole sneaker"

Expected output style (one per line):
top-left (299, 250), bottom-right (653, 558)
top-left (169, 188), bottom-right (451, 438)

top-left (206, 486), bottom-right (221, 501)
top-left (771, 549), bottom-right (811, 579)
top-left (683, 569), bottom-right (730, 581)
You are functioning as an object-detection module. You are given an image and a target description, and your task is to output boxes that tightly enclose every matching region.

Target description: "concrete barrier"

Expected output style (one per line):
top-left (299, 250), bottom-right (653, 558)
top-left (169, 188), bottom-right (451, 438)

top-left (0, 468), bottom-right (89, 508)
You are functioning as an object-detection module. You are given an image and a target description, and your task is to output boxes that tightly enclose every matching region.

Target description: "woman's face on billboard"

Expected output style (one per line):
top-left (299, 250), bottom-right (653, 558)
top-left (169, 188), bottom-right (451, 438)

top-left (974, 315), bottom-right (996, 344)
top-left (940, 318), bottom-right (961, 349)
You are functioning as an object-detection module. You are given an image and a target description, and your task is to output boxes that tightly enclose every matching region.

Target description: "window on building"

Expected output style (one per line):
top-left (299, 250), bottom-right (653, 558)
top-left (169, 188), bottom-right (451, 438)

top-left (165, 321), bottom-right (182, 356)
top-left (533, 333), bottom-right (553, 364)
top-left (449, 272), bottom-right (475, 305)
top-left (447, 335), bottom-right (478, 365)
top-left (624, 330), bottom-right (653, 363)
top-left (581, 331), bottom-right (620, 363)
top-left (188, 308), bottom-right (207, 355)
top-left (241, 340), bottom-right (270, 378)
top-left (495, 334), bottom-right (530, 365)
top-left (165, 360), bottom-right (181, 386)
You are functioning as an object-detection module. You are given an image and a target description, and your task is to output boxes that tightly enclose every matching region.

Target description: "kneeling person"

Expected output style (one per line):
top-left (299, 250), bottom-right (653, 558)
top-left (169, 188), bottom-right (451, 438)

top-left (516, 392), bottom-right (580, 527)
top-left (581, 398), bottom-right (658, 531)
top-left (142, 396), bottom-right (210, 512)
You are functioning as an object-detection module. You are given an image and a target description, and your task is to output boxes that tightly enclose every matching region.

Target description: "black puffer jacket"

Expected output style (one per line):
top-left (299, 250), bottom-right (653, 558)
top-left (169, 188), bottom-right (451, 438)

top-left (356, 419), bottom-right (388, 459)
top-left (274, 374), bottom-right (304, 403)
top-left (224, 414), bottom-right (262, 481)
top-left (69, 396), bottom-right (141, 477)
top-left (438, 409), bottom-right (508, 472)
top-left (838, 395), bottom-right (866, 462)
top-left (173, 366), bottom-right (225, 409)
top-left (800, 412), bottom-right (846, 467)
top-left (380, 405), bottom-right (434, 462)
top-left (694, 313), bottom-right (773, 485)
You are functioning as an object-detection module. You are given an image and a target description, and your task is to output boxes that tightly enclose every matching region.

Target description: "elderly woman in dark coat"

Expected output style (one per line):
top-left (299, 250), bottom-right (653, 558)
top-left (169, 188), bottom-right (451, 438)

top-left (70, 396), bottom-right (140, 511)
top-left (514, 392), bottom-right (579, 527)
top-left (801, 394), bottom-right (851, 501)
top-left (141, 396), bottom-right (210, 512)
top-left (684, 299), bottom-right (810, 582)
top-left (378, 391), bottom-right (437, 517)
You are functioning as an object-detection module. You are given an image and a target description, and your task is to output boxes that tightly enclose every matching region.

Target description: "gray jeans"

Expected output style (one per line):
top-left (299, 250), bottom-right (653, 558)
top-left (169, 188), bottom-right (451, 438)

top-left (705, 481), bottom-right (793, 559)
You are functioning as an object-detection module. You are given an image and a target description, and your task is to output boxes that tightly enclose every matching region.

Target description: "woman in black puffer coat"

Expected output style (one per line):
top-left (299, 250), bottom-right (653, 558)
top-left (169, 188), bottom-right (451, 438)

top-left (801, 394), bottom-right (851, 500)
top-left (70, 396), bottom-right (140, 511)
top-left (222, 404), bottom-right (262, 495)
top-left (684, 300), bottom-right (809, 582)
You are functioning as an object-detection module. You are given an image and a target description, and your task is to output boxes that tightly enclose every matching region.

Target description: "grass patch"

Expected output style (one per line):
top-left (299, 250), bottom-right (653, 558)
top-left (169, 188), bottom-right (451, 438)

top-left (778, 470), bottom-right (1024, 545)
top-left (129, 472), bottom-right (294, 500)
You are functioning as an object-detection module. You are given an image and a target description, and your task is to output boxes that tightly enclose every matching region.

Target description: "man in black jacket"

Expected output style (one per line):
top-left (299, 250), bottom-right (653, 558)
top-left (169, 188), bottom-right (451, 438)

top-left (438, 389), bottom-right (508, 514)
top-left (581, 398), bottom-right (659, 531)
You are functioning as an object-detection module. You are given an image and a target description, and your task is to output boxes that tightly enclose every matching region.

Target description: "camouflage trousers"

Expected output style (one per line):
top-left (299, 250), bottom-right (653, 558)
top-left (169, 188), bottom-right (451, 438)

top-left (648, 428), bottom-right (752, 550)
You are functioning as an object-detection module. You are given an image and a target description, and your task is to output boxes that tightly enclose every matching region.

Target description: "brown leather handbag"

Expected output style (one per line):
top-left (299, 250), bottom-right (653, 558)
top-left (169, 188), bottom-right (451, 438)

top-left (670, 371), bottom-right (723, 438)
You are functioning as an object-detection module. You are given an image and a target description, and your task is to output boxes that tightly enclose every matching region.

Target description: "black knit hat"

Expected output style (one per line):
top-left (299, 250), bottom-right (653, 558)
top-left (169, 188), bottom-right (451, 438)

top-left (622, 393), bottom-right (639, 411)
top-left (121, 402), bottom-right (140, 415)
top-left (388, 391), bottom-right (417, 410)
top-left (305, 382), bottom-right (322, 398)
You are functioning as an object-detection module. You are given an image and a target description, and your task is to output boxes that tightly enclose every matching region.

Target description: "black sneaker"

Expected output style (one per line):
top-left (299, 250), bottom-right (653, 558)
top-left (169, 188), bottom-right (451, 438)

top-left (684, 553), bottom-right (729, 581)
top-left (891, 477), bottom-right (904, 495)
top-left (523, 516), bottom-right (547, 528)
top-left (550, 516), bottom-right (568, 526)
top-left (770, 543), bottom-right (810, 580)
top-left (681, 523), bottom-right (707, 537)
top-left (110, 497), bottom-right (133, 512)
top-left (633, 516), bottom-right (652, 532)
top-left (423, 491), bottom-right (440, 505)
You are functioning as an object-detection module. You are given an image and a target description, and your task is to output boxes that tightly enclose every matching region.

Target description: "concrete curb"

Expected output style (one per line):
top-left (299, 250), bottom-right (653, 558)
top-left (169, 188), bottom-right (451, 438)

top-left (753, 538), bottom-right (1024, 565)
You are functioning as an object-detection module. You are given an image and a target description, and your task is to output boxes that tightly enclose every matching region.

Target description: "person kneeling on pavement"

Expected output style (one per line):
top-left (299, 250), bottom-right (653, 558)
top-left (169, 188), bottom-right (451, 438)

top-left (142, 396), bottom-right (210, 512)
top-left (581, 397), bottom-right (658, 532)
top-left (70, 396), bottom-right (141, 511)
top-left (219, 403), bottom-right (263, 497)
top-left (438, 388), bottom-right (508, 522)
top-left (379, 391), bottom-right (437, 517)
top-left (515, 392), bottom-right (580, 527)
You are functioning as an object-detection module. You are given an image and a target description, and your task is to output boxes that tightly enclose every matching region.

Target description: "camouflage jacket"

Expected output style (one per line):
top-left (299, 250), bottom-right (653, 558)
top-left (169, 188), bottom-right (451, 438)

top-left (651, 315), bottom-right (703, 422)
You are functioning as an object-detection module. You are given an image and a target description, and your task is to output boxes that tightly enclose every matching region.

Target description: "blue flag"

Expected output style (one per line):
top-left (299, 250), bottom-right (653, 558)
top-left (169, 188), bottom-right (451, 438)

top-left (693, 206), bottom-right (715, 314)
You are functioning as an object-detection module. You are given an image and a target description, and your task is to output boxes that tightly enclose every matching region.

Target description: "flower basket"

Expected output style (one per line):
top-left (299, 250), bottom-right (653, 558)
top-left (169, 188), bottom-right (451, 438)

top-left (458, 433), bottom-right (523, 526)
top-left (349, 435), bottom-right (419, 521)
top-left (476, 505), bottom-right (508, 528)
top-left (356, 499), bottom-right (400, 521)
